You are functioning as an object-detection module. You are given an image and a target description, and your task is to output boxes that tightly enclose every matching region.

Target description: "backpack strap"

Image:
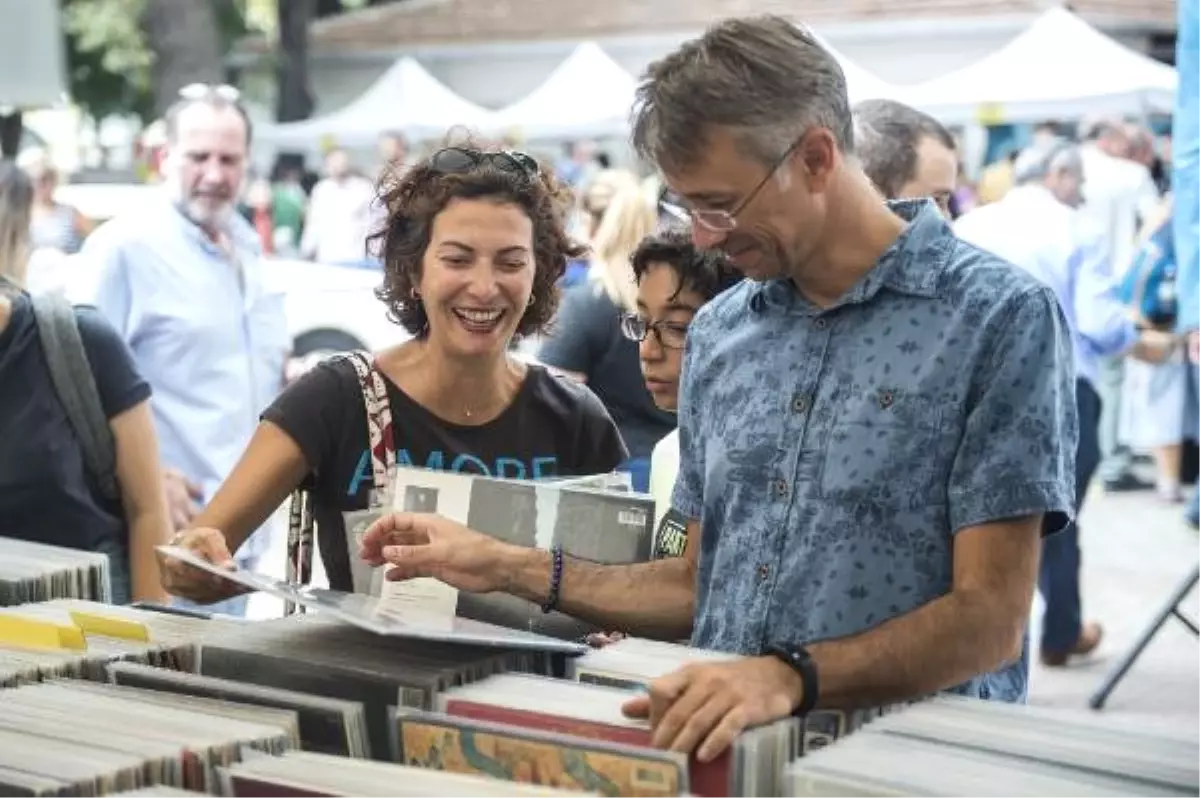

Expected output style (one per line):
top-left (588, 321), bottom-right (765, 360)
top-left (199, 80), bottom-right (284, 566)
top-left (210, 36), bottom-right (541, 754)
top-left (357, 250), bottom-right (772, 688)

top-left (30, 294), bottom-right (120, 502)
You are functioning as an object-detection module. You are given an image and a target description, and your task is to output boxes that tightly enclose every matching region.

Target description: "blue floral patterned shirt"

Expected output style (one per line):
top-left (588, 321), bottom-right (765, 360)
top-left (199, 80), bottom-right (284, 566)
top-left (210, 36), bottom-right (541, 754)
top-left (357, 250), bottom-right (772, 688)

top-left (674, 200), bottom-right (1077, 702)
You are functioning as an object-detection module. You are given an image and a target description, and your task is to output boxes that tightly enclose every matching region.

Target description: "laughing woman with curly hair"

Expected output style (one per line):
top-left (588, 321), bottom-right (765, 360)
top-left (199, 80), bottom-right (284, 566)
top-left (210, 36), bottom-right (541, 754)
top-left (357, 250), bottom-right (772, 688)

top-left (160, 146), bottom-right (628, 602)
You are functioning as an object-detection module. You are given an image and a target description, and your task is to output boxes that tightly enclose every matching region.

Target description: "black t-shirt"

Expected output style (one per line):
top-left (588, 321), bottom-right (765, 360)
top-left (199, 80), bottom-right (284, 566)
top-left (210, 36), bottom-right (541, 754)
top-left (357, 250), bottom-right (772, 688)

top-left (538, 284), bottom-right (676, 459)
top-left (0, 293), bottom-right (151, 552)
top-left (262, 357), bottom-right (628, 591)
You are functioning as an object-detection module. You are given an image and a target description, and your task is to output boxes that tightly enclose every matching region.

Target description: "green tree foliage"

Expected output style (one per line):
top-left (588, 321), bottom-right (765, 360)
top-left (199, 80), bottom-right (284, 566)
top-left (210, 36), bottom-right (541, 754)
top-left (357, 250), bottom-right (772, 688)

top-left (62, 0), bottom-right (256, 120)
top-left (62, 0), bottom-right (407, 120)
top-left (62, 0), bottom-right (155, 119)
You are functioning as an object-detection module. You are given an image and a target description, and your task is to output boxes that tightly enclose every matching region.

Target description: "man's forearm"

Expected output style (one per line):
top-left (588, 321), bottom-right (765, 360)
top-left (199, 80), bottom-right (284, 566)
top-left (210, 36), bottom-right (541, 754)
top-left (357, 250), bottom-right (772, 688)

top-left (807, 590), bottom-right (1024, 709)
top-left (496, 547), bottom-right (695, 640)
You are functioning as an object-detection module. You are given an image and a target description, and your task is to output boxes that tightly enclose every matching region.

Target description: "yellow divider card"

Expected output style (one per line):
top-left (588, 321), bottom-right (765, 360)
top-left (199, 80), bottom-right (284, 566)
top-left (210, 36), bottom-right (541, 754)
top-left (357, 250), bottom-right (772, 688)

top-left (0, 614), bottom-right (87, 650)
top-left (68, 611), bottom-right (150, 642)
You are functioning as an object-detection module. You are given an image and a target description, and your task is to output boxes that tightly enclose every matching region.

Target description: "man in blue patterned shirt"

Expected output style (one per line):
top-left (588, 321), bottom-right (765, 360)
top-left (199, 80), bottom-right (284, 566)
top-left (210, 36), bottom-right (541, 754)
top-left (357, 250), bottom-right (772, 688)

top-left (359, 15), bottom-right (1077, 763)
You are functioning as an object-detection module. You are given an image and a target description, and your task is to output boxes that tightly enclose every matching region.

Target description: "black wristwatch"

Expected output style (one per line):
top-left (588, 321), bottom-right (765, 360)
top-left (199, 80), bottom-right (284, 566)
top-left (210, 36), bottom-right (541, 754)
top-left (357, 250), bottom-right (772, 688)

top-left (766, 643), bottom-right (820, 716)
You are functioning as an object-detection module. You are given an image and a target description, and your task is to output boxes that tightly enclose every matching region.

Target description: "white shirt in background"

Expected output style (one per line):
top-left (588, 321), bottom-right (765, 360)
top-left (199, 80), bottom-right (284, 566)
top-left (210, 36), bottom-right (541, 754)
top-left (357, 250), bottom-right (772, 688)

top-left (1078, 145), bottom-right (1161, 277)
top-left (648, 428), bottom-right (681, 556)
top-left (300, 175), bottom-right (377, 265)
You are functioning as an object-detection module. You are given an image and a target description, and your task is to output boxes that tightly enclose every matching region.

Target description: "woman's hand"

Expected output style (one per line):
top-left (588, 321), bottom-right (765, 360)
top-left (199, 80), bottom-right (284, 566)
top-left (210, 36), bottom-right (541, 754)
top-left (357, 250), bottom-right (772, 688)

top-left (157, 527), bottom-right (248, 604)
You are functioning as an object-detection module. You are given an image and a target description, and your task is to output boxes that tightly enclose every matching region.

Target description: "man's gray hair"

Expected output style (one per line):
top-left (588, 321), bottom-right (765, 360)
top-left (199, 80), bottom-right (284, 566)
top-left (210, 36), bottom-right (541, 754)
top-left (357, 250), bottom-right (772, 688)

top-left (852, 99), bottom-right (955, 199)
top-left (631, 15), bottom-right (854, 173)
top-left (164, 94), bottom-right (253, 146)
top-left (1080, 117), bottom-right (1123, 143)
top-left (1014, 137), bottom-right (1083, 184)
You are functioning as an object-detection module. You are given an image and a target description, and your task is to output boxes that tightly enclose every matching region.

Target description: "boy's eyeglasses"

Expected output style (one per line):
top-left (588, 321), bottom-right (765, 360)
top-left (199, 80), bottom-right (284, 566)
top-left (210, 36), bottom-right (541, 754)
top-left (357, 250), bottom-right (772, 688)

top-left (620, 313), bottom-right (690, 350)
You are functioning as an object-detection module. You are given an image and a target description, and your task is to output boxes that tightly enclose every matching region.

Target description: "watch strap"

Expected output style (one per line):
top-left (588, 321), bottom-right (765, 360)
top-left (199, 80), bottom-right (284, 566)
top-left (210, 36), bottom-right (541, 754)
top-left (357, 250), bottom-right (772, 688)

top-left (769, 644), bottom-right (820, 716)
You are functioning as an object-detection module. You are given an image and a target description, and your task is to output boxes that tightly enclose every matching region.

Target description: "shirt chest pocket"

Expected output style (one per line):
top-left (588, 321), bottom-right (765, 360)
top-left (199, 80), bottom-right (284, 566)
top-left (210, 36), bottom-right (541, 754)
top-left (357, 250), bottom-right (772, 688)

top-left (819, 388), bottom-right (948, 505)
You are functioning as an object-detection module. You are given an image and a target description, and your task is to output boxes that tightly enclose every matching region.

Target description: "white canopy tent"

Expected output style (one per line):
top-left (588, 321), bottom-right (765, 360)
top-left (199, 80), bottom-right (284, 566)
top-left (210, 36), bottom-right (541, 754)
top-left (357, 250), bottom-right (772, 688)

top-left (903, 7), bottom-right (1177, 125)
top-left (808, 30), bottom-right (905, 105)
top-left (491, 36), bottom-right (899, 141)
top-left (260, 57), bottom-right (495, 148)
top-left (490, 42), bottom-right (637, 141)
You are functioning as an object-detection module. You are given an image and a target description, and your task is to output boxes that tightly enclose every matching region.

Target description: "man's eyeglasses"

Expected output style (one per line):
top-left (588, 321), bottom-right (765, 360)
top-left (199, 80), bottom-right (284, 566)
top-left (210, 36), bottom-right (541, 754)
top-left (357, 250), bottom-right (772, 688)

top-left (661, 136), bottom-right (804, 233)
top-left (178, 83), bottom-right (241, 103)
top-left (429, 147), bottom-right (540, 178)
top-left (620, 313), bottom-right (690, 350)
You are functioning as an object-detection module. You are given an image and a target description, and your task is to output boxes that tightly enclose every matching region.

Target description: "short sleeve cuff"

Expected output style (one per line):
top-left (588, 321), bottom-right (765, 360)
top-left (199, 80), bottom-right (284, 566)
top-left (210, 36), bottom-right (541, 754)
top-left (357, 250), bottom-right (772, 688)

top-left (108, 382), bottom-right (152, 420)
top-left (949, 480), bottom-right (1074, 536)
top-left (261, 404), bottom-right (322, 469)
top-left (670, 481), bottom-right (703, 522)
top-left (1111, 320), bottom-right (1139, 358)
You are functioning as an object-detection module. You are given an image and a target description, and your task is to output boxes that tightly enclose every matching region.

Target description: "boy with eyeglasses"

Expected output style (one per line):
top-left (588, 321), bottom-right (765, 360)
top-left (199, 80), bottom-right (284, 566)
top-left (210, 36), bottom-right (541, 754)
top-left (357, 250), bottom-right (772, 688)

top-left (620, 231), bottom-right (740, 558)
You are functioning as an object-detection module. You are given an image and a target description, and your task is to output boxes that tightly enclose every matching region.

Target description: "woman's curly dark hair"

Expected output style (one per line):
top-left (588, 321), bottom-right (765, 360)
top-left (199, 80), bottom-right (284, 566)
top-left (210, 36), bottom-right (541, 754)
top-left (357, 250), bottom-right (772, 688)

top-left (370, 146), bottom-right (586, 339)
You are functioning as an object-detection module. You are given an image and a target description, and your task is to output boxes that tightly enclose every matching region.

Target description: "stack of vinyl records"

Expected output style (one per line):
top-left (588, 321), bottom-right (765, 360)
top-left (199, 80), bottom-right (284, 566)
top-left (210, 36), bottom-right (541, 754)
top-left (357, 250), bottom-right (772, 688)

top-left (0, 537), bottom-right (112, 605)
top-left (392, 671), bottom-right (798, 797)
top-left (221, 750), bottom-right (589, 797)
top-left (567, 636), bottom-right (740, 690)
top-left (568, 637), bottom-right (879, 751)
top-left (107, 661), bottom-right (371, 758)
top-left (785, 695), bottom-right (1200, 796)
top-left (0, 679), bottom-right (299, 795)
top-left (0, 599), bottom-right (233, 688)
top-left (865, 695), bottom-right (1199, 794)
top-left (196, 613), bottom-right (554, 761)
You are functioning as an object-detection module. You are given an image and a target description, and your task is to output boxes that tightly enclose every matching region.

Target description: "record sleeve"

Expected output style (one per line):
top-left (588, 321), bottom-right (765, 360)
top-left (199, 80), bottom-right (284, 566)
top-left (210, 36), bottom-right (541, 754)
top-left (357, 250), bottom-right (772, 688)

top-left (158, 545), bottom-right (585, 655)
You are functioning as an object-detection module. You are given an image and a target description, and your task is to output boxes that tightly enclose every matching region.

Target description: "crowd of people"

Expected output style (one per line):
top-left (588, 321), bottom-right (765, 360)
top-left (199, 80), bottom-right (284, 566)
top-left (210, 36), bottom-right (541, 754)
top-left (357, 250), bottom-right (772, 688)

top-left (0, 10), bottom-right (1196, 764)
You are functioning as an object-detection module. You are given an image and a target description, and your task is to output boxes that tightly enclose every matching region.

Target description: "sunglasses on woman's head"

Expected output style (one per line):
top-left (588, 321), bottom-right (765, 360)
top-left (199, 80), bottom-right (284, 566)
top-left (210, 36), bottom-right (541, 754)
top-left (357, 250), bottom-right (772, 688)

top-left (429, 147), bottom-right (540, 178)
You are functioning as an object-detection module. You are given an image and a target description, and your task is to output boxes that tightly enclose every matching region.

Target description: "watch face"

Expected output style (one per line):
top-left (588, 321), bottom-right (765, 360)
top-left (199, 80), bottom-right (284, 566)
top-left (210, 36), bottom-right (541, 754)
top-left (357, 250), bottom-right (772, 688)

top-left (769, 644), bottom-right (805, 662)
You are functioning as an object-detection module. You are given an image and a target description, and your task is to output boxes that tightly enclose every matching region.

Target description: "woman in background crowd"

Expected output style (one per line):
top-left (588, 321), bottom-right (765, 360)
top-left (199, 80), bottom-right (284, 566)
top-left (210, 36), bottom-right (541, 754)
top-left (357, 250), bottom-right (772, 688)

top-left (17, 147), bottom-right (91, 255)
top-left (0, 161), bottom-right (170, 605)
top-left (1120, 194), bottom-right (1188, 502)
top-left (538, 170), bottom-right (675, 493)
top-left (158, 145), bottom-right (627, 605)
top-left (561, 169), bottom-right (630, 288)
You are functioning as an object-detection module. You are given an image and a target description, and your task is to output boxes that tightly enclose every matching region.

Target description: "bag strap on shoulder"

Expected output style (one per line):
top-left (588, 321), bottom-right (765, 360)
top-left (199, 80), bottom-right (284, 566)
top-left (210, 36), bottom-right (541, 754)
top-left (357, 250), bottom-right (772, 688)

top-left (30, 293), bottom-right (120, 502)
top-left (284, 350), bottom-right (396, 603)
top-left (343, 350), bottom-right (396, 506)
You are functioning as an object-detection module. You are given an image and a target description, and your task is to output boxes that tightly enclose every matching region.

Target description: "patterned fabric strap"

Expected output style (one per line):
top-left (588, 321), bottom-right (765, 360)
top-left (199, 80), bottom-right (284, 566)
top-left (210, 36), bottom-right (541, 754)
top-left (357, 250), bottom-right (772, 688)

top-left (284, 351), bottom-right (397, 606)
top-left (344, 351), bottom-right (397, 507)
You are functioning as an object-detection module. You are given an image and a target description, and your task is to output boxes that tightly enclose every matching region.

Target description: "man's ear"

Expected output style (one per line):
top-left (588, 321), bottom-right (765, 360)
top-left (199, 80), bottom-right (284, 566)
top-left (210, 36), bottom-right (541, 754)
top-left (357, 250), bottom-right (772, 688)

top-left (798, 128), bottom-right (838, 193)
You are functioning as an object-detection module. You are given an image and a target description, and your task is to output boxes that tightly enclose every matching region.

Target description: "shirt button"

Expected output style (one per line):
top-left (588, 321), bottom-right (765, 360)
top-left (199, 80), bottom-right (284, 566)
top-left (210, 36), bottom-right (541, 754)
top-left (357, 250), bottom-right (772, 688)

top-left (814, 317), bottom-right (828, 330)
top-left (773, 479), bottom-right (790, 498)
top-left (791, 393), bottom-right (809, 414)
top-left (759, 564), bottom-right (771, 580)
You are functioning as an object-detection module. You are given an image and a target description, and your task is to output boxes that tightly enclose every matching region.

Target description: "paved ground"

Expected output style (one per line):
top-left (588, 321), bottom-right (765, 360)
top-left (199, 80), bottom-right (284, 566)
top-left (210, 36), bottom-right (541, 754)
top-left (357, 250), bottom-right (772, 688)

top-left (1027, 479), bottom-right (1198, 734)
top-left (249, 476), bottom-right (1200, 734)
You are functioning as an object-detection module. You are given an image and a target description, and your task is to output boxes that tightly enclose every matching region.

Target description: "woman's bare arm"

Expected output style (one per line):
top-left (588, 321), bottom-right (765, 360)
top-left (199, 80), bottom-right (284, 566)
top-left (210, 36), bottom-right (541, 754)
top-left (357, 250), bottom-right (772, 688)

top-left (190, 420), bottom-right (311, 555)
top-left (108, 400), bottom-right (171, 602)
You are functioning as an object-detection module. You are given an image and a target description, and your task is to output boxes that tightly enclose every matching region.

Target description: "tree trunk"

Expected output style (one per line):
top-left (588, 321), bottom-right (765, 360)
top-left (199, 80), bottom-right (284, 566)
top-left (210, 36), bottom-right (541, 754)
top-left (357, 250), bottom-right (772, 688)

top-left (141, 0), bottom-right (225, 118)
top-left (0, 111), bottom-right (23, 158)
top-left (276, 0), bottom-right (317, 122)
